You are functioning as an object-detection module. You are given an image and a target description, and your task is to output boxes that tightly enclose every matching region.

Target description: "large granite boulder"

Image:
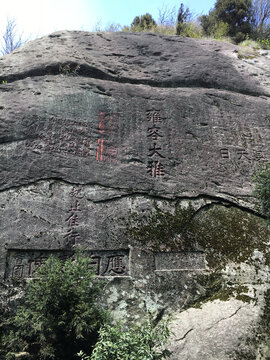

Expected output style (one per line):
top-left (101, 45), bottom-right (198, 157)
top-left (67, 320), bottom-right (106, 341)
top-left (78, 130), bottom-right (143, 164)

top-left (0, 31), bottom-right (270, 359)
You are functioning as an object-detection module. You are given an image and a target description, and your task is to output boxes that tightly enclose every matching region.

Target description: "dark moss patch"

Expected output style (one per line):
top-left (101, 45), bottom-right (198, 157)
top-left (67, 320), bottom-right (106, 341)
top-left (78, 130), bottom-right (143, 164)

top-left (261, 289), bottom-right (270, 338)
top-left (190, 272), bottom-right (253, 308)
top-left (126, 202), bottom-right (270, 270)
top-left (126, 203), bottom-right (197, 252)
top-left (195, 205), bottom-right (270, 269)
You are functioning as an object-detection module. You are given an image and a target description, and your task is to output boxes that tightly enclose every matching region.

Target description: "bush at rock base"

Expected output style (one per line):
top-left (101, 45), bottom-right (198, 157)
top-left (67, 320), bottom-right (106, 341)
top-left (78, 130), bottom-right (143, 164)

top-left (1, 253), bottom-right (108, 360)
top-left (78, 317), bottom-right (171, 360)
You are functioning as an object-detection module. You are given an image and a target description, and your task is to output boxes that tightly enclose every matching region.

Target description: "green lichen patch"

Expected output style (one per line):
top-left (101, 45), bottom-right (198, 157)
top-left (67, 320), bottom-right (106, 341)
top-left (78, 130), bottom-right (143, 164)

top-left (126, 203), bottom-right (197, 252)
top-left (190, 272), bottom-right (253, 308)
top-left (126, 202), bottom-right (270, 270)
top-left (261, 289), bottom-right (270, 338)
top-left (195, 205), bottom-right (270, 269)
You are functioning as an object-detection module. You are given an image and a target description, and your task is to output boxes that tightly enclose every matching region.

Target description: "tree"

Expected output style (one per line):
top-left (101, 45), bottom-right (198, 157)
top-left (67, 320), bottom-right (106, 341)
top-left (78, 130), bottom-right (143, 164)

top-left (131, 13), bottom-right (157, 31)
top-left (1, 18), bottom-right (27, 55)
top-left (176, 3), bottom-right (192, 35)
top-left (158, 4), bottom-right (177, 27)
top-left (252, 0), bottom-right (270, 36)
top-left (2, 253), bottom-right (108, 360)
top-left (201, 0), bottom-right (253, 42)
top-left (216, 0), bottom-right (253, 39)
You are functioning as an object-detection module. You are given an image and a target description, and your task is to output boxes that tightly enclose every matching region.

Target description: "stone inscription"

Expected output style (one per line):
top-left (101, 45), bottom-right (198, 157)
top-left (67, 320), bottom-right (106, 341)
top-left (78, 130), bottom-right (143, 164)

top-left (154, 251), bottom-right (205, 271)
top-left (5, 249), bottom-right (129, 279)
top-left (96, 112), bottom-right (119, 164)
top-left (63, 186), bottom-right (83, 247)
top-left (220, 148), bottom-right (267, 162)
top-left (146, 110), bottom-right (165, 178)
top-left (26, 117), bottom-right (92, 157)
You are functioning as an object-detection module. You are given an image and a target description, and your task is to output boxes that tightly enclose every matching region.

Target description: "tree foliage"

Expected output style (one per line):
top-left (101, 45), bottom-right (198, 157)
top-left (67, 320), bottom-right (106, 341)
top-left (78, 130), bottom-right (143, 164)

top-left (176, 3), bottom-right (192, 35)
top-left (201, 0), bottom-right (254, 42)
top-left (253, 164), bottom-right (270, 221)
top-left (78, 317), bottom-right (171, 360)
top-left (131, 13), bottom-right (157, 31)
top-left (2, 254), bottom-right (108, 360)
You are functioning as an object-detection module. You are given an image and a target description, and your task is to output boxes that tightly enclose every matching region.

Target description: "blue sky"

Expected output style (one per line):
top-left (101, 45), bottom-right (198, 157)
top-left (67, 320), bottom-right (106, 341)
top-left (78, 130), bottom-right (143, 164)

top-left (0, 0), bottom-right (216, 40)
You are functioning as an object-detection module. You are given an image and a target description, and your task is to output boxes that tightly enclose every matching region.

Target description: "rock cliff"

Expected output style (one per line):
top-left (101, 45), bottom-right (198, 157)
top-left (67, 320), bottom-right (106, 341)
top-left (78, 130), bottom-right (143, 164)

top-left (0, 31), bottom-right (270, 359)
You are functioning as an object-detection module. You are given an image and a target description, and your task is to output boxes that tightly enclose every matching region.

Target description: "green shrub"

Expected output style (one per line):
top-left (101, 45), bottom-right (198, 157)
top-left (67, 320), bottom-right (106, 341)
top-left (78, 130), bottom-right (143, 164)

top-left (2, 253), bottom-right (108, 360)
top-left (78, 316), bottom-right (171, 360)
top-left (240, 39), bottom-right (261, 49)
top-left (258, 38), bottom-right (270, 49)
top-left (253, 164), bottom-right (270, 221)
top-left (212, 21), bottom-right (229, 39)
top-left (152, 25), bottom-right (176, 35)
top-left (131, 13), bottom-right (157, 31)
top-left (176, 21), bottom-right (203, 38)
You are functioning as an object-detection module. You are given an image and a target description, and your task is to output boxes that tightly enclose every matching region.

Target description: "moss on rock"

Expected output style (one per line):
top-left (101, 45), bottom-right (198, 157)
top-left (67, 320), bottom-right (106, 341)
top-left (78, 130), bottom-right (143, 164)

top-left (127, 202), bottom-right (270, 270)
top-left (195, 205), bottom-right (270, 269)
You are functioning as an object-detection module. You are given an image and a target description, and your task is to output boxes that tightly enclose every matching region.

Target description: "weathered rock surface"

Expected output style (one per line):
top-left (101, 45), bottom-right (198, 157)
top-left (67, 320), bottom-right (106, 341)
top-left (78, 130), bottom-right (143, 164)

top-left (0, 31), bottom-right (270, 359)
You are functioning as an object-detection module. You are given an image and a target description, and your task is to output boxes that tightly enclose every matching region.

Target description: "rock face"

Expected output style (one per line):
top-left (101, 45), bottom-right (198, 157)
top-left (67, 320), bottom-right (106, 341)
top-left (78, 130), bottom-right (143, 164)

top-left (0, 31), bottom-right (270, 358)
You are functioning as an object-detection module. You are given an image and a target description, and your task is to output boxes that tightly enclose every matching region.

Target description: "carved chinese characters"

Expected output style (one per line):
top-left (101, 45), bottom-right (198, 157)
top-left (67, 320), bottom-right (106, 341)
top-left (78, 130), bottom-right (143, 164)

top-left (220, 148), bottom-right (267, 162)
top-left (26, 117), bottom-right (91, 157)
top-left (96, 112), bottom-right (119, 164)
top-left (6, 247), bottom-right (206, 279)
top-left (63, 187), bottom-right (83, 247)
top-left (146, 110), bottom-right (165, 178)
top-left (5, 249), bottom-right (130, 279)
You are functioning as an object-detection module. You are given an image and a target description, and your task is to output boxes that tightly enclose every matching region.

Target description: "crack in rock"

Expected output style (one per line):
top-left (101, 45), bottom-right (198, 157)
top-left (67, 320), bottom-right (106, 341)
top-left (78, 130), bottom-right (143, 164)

top-left (175, 328), bottom-right (194, 342)
top-left (205, 306), bottom-right (243, 331)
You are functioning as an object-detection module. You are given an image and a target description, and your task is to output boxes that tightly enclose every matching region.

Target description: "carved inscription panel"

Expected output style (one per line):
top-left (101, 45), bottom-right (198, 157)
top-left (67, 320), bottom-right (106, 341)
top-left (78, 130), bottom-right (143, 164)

top-left (154, 251), bottom-right (205, 271)
top-left (26, 117), bottom-right (92, 157)
top-left (5, 249), bottom-right (129, 279)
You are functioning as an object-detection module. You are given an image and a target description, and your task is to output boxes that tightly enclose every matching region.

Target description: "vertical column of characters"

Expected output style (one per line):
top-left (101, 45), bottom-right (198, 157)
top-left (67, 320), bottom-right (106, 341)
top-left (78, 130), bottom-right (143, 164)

top-left (146, 110), bottom-right (166, 178)
top-left (63, 187), bottom-right (83, 247)
top-left (96, 112), bottom-right (119, 164)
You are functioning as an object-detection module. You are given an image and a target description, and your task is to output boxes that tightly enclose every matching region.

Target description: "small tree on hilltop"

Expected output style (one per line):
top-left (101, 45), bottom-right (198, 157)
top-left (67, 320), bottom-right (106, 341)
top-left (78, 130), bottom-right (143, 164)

top-left (176, 3), bottom-right (192, 35)
top-left (131, 13), bottom-right (157, 31)
top-left (1, 18), bottom-right (27, 55)
top-left (201, 0), bottom-right (253, 42)
top-left (158, 4), bottom-right (177, 27)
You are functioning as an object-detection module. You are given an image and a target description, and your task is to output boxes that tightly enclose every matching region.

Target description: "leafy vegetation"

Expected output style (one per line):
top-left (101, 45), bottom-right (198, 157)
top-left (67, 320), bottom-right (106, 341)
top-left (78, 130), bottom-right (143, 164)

top-left (78, 317), bottom-right (171, 360)
top-left (100, 1), bottom-right (270, 46)
top-left (201, 0), bottom-right (253, 43)
top-left (1, 253), bottom-right (172, 360)
top-left (131, 13), bottom-right (157, 32)
top-left (175, 3), bottom-right (192, 35)
top-left (253, 163), bottom-right (270, 221)
top-left (1, 253), bottom-right (108, 360)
